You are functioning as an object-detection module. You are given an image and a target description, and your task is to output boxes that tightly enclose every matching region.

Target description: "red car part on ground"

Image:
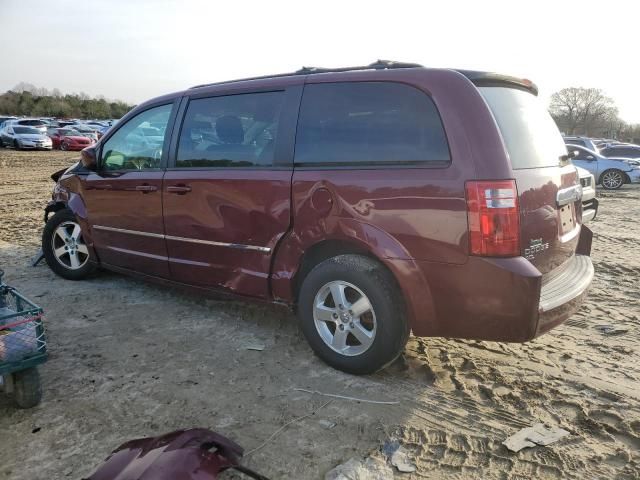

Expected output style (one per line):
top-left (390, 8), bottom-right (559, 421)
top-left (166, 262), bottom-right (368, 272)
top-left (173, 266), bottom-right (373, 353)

top-left (85, 429), bottom-right (268, 480)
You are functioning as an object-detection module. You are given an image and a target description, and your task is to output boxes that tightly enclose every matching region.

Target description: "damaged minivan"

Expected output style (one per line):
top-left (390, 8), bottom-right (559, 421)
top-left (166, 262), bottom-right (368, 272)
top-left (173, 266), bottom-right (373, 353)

top-left (42, 61), bottom-right (594, 374)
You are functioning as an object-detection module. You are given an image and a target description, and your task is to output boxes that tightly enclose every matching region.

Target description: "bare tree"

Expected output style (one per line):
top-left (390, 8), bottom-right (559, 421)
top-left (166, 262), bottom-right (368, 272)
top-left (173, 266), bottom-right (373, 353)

top-left (549, 87), bottom-right (618, 136)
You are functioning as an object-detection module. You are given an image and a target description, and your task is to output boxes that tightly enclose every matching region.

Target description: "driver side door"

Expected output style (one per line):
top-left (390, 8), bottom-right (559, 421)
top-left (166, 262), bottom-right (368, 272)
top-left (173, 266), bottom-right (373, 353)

top-left (80, 102), bottom-right (177, 278)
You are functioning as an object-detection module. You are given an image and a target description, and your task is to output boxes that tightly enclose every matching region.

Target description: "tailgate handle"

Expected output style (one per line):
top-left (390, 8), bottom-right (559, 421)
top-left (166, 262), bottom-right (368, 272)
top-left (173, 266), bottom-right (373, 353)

top-left (557, 184), bottom-right (582, 207)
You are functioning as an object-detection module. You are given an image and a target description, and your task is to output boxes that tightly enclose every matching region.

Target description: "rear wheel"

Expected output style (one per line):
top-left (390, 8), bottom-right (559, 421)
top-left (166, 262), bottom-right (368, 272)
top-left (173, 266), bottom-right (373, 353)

top-left (42, 209), bottom-right (94, 280)
top-left (298, 254), bottom-right (409, 374)
top-left (600, 169), bottom-right (625, 190)
top-left (12, 368), bottom-right (42, 409)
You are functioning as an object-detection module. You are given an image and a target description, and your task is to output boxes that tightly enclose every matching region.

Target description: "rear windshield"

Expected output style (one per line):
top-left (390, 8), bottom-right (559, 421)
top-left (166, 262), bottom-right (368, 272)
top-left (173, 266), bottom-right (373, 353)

top-left (20, 120), bottom-right (45, 126)
top-left (479, 87), bottom-right (566, 169)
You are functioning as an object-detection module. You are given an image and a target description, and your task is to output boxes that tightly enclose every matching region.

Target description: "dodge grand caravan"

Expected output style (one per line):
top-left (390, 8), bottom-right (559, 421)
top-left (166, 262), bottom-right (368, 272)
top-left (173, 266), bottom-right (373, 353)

top-left (42, 61), bottom-right (594, 374)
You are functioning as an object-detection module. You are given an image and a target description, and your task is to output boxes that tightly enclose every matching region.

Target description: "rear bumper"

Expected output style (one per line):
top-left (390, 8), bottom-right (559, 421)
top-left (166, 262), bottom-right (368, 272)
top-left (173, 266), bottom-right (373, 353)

top-left (404, 227), bottom-right (594, 342)
top-left (536, 254), bottom-right (594, 335)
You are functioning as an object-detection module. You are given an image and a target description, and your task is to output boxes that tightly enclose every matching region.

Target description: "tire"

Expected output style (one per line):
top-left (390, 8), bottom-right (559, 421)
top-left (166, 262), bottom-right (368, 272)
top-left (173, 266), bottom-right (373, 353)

top-left (600, 169), bottom-right (625, 190)
top-left (297, 254), bottom-right (409, 374)
top-left (42, 209), bottom-right (95, 280)
top-left (60, 142), bottom-right (68, 151)
top-left (13, 139), bottom-right (20, 150)
top-left (12, 367), bottom-right (42, 409)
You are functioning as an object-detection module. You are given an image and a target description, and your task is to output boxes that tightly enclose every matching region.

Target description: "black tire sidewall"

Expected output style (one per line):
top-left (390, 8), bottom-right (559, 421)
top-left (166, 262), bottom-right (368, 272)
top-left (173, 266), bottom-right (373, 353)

top-left (298, 255), bottom-right (408, 374)
top-left (12, 367), bottom-right (42, 409)
top-left (42, 209), bottom-right (95, 280)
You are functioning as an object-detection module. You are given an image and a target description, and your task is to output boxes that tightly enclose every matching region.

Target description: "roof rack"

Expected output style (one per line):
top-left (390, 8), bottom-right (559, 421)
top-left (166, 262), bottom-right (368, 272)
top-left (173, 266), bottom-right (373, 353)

top-left (190, 60), bottom-right (424, 89)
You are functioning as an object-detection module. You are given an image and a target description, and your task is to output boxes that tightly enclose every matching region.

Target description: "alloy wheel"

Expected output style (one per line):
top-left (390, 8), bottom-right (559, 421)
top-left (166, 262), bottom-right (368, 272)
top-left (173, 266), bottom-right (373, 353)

top-left (51, 221), bottom-right (89, 270)
top-left (602, 170), bottom-right (623, 189)
top-left (313, 280), bottom-right (377, 356)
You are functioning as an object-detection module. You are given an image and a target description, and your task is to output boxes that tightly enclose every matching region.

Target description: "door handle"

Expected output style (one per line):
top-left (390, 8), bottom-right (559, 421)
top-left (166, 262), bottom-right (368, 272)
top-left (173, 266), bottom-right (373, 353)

top-left (167, 185), bottom-right (192, 194)
top-left (135, 184), bottom-right (158, 193)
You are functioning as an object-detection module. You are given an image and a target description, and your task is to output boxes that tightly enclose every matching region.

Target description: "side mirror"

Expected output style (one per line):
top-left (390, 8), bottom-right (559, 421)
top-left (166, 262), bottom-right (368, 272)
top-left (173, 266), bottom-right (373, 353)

top-left (80, 146), bottom-right (97, 171)
top-left (586, 155), bottom-right (595, 160)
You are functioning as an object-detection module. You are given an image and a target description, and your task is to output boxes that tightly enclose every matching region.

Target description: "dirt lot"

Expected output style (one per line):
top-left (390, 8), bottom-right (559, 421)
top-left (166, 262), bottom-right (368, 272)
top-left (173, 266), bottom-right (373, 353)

top-left (0, 149), bottom-right (638, 479)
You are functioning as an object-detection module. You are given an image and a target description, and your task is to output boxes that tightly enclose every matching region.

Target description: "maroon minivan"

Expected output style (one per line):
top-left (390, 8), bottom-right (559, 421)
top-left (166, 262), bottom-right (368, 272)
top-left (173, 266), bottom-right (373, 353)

top-left (43, 61), bottom-right (594, 374)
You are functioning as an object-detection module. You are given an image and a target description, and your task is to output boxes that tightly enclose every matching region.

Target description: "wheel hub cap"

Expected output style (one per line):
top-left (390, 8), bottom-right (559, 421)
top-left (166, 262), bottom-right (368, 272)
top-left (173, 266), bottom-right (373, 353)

top-left (51, 221), bottom-right (89, 270)
top-left (313, 280), bottom-right (377, 356)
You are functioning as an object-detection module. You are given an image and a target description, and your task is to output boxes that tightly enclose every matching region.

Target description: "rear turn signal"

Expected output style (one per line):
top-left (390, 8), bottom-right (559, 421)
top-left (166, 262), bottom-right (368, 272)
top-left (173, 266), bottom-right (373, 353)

top-left (466, 180), bottom-right (520, 257)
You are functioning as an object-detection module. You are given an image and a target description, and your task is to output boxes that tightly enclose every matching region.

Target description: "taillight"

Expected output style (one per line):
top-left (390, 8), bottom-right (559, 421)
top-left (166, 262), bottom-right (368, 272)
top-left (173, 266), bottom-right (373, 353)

top-left (465, 180), bottom-right (520, 257)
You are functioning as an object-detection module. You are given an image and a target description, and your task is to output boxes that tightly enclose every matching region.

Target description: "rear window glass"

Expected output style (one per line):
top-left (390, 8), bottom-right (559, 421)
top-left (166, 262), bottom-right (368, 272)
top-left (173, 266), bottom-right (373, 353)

top-left (479, 87), bottom-right (566, 169)
top-left (295, 82), bottom-right (450, 166)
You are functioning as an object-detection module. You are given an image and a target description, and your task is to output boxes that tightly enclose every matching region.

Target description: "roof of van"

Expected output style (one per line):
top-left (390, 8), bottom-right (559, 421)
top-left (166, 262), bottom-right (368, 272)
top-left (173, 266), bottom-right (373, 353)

top-left (188, 60), bottom-right (539, 96)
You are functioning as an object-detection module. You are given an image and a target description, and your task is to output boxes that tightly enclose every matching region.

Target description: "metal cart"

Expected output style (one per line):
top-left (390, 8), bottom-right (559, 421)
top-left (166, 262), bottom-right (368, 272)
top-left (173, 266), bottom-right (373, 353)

top-left (0, 269), bottom-right (47, 408)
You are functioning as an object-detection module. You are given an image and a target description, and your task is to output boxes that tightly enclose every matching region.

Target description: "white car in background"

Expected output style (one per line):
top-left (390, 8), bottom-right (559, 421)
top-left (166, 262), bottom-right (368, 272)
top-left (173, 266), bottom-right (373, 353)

top-left (575, 166), bottom-right (597, 223)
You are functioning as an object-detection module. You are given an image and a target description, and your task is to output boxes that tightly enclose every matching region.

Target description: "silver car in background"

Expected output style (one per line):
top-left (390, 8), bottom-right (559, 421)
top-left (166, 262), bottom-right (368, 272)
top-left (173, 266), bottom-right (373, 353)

top-left (567, 144), bottom-right (640, 190)
top-left (0, 125), bottom-right (52, 150)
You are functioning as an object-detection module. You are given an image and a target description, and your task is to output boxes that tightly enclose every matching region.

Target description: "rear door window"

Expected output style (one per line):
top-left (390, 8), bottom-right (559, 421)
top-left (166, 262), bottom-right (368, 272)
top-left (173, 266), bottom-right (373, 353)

top-left (479, 87), bottom-right (566, 169)
top-left (294, 82), bottom-right (450, 166)
top-left (176, 91), bottom-right (284, 168)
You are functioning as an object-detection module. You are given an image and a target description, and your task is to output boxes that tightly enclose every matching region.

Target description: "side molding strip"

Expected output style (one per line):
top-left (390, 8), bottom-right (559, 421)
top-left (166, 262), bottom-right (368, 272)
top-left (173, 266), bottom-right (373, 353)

top-left (93, 225), bottom-right (271, 253)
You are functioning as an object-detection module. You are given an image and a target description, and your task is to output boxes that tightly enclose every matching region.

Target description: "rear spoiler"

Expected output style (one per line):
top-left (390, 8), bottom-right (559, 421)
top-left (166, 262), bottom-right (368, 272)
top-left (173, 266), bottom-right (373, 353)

top-left (455, 70), bottom-right (539, 96)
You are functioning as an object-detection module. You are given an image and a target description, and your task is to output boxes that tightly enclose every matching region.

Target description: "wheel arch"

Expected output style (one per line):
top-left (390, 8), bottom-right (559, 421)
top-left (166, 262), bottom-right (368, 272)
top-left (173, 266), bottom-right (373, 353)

top-left (598, 167), bottom-right (629, 186)
top-left (270, 219), bottom-right (437, 335)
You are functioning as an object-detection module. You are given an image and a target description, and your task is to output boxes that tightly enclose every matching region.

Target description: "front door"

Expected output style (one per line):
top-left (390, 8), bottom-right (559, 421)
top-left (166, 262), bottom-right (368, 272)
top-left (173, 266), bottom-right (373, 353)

top-left (163, 88), bottom-right (298, 298)
top-left (80, 103), bottom-right (175, 277)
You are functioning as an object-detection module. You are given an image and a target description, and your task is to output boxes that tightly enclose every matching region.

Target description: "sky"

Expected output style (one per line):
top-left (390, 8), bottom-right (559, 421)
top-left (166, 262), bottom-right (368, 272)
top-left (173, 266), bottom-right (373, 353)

top-left (2, 0), bottom-right (639, 122)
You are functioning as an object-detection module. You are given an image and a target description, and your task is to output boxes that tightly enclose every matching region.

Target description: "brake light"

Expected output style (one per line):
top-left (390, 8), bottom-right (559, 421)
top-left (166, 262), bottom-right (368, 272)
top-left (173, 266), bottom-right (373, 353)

top-left (466, 180), bottom-right (520, 257)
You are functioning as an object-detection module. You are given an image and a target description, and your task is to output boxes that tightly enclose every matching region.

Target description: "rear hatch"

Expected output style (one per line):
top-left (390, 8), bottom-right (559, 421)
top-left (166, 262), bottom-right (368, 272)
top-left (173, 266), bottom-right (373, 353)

top-left (479, 86), bottom-right (582, 274)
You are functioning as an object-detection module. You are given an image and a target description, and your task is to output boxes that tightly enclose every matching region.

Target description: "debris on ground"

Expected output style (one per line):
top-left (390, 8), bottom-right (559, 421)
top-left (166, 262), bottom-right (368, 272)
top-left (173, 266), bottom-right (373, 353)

top-left (244, 344), bottom-right (265, 351)
top-left (503, 423), bottom-right (570, 452)
top-left (594, 324), bottom-right (629, 336)
top-left (319, 419), bottom-right (337, 429)
top-left (382, 439), bottom-right (416, 473)
top-left (325, 457), bottom-right (393, 480)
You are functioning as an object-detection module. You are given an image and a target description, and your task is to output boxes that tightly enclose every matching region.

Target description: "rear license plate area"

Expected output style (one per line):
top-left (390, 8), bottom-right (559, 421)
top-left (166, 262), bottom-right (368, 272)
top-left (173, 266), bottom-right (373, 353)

top-left (559, 203), bottom-right (576, 235)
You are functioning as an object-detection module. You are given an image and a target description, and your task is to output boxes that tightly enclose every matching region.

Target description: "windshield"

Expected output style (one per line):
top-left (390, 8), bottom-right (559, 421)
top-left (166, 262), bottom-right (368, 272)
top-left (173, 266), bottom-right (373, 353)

top-left (479, 87), bottom-right (567, 169)
top-left (20, 120), bottom-right (45, 127)
top-left (15, 127), bottom-right (42, 135)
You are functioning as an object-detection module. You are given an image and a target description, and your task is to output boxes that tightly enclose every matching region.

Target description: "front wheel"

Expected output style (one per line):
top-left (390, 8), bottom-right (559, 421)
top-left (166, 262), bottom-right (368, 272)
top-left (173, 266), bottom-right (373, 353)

top-left (298, 255), bottom-right (409, 374)
top-left (42, 209), bottom-right (95, 280)
top-left (600, 169), bottom-right (625, 190)
top-left (60, 142), bottom-right (68, 151)
top-left (13, 139), bottom-right (20, 150)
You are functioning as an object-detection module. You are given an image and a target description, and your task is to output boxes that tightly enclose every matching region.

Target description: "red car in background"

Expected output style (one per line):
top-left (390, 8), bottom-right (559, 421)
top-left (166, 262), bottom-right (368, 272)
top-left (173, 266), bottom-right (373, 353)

top-left (47, 128), bottom-right (95, 151)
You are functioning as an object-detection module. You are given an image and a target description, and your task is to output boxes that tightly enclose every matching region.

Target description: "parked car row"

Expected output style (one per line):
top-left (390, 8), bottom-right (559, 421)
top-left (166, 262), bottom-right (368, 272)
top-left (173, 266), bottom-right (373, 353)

top-left (564, 136), bottom-right (640, 189)
top-left (0, 116), bottom-right (119, 151)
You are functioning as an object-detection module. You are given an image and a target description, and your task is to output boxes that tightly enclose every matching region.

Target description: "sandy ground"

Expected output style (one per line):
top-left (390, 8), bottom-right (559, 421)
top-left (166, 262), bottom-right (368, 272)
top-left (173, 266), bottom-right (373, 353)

top-left (0, 149), bottom-right (638, 479)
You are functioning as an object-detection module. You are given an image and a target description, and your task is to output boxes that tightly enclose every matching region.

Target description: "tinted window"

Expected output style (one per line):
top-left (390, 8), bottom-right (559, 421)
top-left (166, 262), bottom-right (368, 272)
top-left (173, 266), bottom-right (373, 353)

top-left (564, 138), bottom-right (584, 147)
top-left (294, 82), bottom-right (450, 166)
top-left (101, 104), bottom-right (172, 171)
top-left (176, 91), bottom-right (284, 168)
top-left (480, 87), bottom-right (566, 169)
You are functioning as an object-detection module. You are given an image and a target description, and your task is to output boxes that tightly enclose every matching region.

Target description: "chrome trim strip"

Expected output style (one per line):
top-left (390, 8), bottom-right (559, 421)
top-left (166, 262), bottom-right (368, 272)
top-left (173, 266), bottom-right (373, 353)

top-left (556, 184), bottom-right (583, 206)
top-left (93, 225), bottom-right (164, 239)
top-left (92, 225), bottom-right (271, 253)
top-left (165, 234), bottom-right (271, 253)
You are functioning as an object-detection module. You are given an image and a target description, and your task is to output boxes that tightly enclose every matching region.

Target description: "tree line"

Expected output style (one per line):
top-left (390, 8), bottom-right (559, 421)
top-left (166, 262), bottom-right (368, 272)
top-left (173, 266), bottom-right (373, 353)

top-left (2, 82), bottom-right (638, 143)
top-left (549, 87), bottom-right (640, 142)
top-left (0, 82), bottom-right (134, 120)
